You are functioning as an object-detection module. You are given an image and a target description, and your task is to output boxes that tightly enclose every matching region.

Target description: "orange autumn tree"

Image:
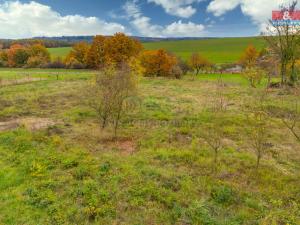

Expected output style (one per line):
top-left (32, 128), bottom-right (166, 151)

top-left (140, 49), bottom-right (178, 77)
top-left (104, 33), bottom-right (143, 68)
top-left (85, 33), bottom-right (143, 69)
top-left (65, 42), bottom-right (90, 68)
top-left (86, 35), bottom-right (107, 69)
top-left (239, 44), bottom-right (259, 68)
top-left (7, 44), bottom-right (29, 67)
top-left (188, 53), bottom-right (212, 75)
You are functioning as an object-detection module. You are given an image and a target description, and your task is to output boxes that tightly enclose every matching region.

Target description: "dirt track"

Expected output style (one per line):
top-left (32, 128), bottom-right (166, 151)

top-left (0, 77), bottom-right (46, 86)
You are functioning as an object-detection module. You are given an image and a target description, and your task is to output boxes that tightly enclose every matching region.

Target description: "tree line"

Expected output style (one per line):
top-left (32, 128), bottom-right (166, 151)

top-left (0, 43), bottom-right (51, 68)
top-left (0, 39), bottom-right (71, 49)
top-left (64, 33), bottom-right (219, 78)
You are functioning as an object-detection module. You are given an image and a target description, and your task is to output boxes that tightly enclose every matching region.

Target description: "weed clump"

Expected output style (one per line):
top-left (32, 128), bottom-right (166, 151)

top-left (211, 185), bottom-right (235, 205)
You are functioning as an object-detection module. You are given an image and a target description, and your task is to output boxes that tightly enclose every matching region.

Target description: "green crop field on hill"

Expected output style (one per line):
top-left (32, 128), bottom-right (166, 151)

top-left (143, 37), bottom-right (265, 64)
top-left (47, 37), bottom-right (266, 64)
top-left (48, 47), bottom-right (72, 60)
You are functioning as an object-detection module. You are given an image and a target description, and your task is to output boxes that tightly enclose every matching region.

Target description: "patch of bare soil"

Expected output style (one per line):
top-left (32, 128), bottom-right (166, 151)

top-left (70, 122), bottom-right (138, 155)
top-left (117, 139), bottom-right (136, 155)
top-left (0, 77), bottom-right (46, 86)
top-left (101, 137), bottom-right (137, 155)
top-left (19, 117), bottom-right (56, 131)
top-left (0, 121), bottom-right (19, 132)
top-left (0, 117), bottom-right (56, 132)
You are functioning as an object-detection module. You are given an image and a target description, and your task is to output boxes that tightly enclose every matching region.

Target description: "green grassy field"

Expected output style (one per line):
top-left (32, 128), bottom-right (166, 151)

top-left (0, 69), bottom-right (299, 224)
top-left (47, 37), bottom-right (266, 64)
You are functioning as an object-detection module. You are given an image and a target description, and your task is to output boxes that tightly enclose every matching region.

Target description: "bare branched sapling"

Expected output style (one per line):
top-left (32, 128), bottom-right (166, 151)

top-left (214, 74), bottom-right (227, 112)
top-left (87, 63), bottom-right (139, 138)
top-left (110, 64), bottom-right (139, 137)
top-left (250, 111), bottom-right (270, 170)
top-left (247, 92), bottom-right (272, 170)
top-left (201, 121), bottom-right (224, 170)
top-left (281, 101), bottom-right (300, 142)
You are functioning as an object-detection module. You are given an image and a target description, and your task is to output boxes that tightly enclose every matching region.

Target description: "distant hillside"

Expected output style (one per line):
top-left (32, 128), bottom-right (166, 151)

top-left (35, 36), bottom-right (218, 44)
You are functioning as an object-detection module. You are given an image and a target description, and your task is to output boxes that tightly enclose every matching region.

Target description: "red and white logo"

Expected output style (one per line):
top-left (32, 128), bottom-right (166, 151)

top-left (272, 10), bottom-right (300, 20)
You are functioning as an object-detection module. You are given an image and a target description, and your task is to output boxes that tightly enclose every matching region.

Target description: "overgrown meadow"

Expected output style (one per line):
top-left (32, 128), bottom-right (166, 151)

top-left (0, 68), bottom-right (299, 224)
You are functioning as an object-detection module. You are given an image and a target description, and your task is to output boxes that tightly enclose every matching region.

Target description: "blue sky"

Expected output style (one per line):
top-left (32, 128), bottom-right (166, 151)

top-left (0, 0), bottom-right (290, 39)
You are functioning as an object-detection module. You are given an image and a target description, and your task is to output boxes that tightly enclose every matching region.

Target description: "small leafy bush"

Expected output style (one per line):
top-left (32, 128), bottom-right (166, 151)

top-left (62, 158), bottom-right (79, 169)
top-left (99, 161), bottom-right (111, 175)
top-left (185, 201), bottom-right (216, 225)
top-left (73, 165), bottom-right (90, 180)
top-left (29, 162), bottom-right (46, 177)
top-left (242, 67), bottom-right (266, 88)
top-left (211, 185), bottom-right (235, 205)
top-left (25, 187), bottom-right (56, 209)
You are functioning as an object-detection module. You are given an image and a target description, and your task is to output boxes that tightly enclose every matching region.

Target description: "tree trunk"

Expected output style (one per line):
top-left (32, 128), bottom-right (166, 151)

top-left (214, 150), bottom-right (218, 165)
top-left (289, 127), bottom-right (300, 142)
top-left (280, 62), bottom-right (285, 86)
top-left (114, 109), bottom-right (122, 139)
top-left (256, 152), bottom-right (261, 171)
top-left (101, 117), bottom-right (107, 129)
top-left (267, 73), bottom-right (271, 88)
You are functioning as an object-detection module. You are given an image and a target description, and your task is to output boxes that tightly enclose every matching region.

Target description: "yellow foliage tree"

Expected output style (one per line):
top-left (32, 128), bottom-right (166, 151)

top-left (239, 44), bottom-right (258, 68)
top-left (65, 42), bottom-right (90, 68)
top-left (0, 50), bottom-right (8, 67)
top-left (86, 35), bottom-right (106, 69)
top-left (242, 67), bottom-right (266, 88)
top-left (27, 44), bottom-right (51, 67)
top-left (28, 44), bottom-right (50, 59)
top-left (188, 53), bottom-right (211, 75)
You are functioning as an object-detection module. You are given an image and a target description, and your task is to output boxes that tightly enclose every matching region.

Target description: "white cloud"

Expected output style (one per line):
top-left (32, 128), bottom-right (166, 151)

top-left (207, 0), bottom-right (241, 17)
top-left (0, 1), bottom-right (126, 39)
top-left (207, 0), bottom-right (293, 31)
top-left (124, 1), bottom-right (205, 37)
top-left (123, 0), bottom-right (142, 19)
top-left (164, 20), bottom-right (205, 36)
top-left (148, 0), bottom-right (203, 18)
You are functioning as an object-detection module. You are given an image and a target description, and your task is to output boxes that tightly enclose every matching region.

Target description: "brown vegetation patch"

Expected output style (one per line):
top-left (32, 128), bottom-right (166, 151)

top-left (0, 117), bottom-right (56, 132)
top-left (172, 132), bottom-right (192, 145)
top-left (0, 77), bottom-right (46, 86)
top-left (70, 122), bottom-right (137, 155)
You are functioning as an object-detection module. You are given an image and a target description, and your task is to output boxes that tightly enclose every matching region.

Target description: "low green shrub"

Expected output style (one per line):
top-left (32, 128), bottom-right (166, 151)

top-left (211, 185), bottom-right (235, 205)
